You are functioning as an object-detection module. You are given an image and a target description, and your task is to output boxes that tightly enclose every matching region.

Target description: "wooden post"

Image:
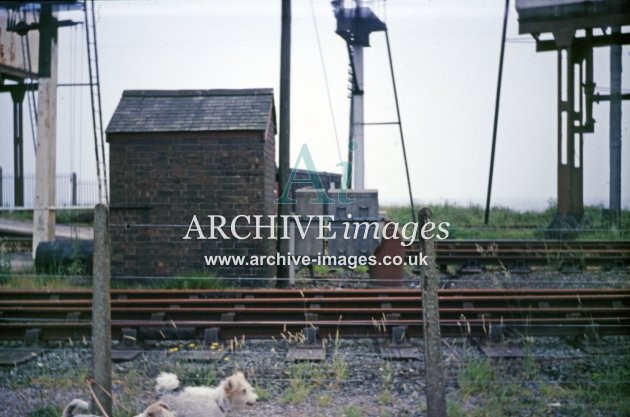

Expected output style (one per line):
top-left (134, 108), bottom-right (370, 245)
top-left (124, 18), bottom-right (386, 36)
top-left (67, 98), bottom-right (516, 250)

top-left (33, 3), bottom-right (58, 256)
top-left (92, 203), bottom-right (112, 416)
top-left (419, 208), bottom-right (446, 417)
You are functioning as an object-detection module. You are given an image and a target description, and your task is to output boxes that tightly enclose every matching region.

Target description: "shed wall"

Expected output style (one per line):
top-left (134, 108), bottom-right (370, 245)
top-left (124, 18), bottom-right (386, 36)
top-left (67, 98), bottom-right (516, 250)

top-left (108, 130), bottom-right (277, 282)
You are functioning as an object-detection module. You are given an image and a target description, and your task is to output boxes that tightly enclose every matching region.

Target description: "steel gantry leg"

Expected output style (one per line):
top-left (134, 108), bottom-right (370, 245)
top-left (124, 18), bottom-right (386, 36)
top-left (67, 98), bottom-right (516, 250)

top-left (11, 86), bottom-right (26, 207)
top-left (553, 31), bottom-right (591, 225)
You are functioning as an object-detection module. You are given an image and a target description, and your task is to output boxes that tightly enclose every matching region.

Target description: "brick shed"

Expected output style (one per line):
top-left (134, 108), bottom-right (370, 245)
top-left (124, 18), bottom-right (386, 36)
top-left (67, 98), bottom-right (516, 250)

top-left (106, 89), bottom-right (277, 282)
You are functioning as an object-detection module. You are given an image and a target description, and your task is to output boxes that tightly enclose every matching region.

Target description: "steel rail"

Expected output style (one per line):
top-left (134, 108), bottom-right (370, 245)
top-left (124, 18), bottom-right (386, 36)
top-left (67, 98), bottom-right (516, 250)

top-left (0, 288), bottom-right (627, 341)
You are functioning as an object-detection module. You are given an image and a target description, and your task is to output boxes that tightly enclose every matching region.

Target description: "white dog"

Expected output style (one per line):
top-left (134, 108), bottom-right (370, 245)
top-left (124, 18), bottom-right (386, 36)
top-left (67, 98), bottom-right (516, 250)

top-left (61, 398), bottom-right (175, 417)
top-left (61, 400), bottom-right (98, 417)
top-left (131, 401), bottom-right (176, 417)
top-left (155, 371), bottom-right (258, 417)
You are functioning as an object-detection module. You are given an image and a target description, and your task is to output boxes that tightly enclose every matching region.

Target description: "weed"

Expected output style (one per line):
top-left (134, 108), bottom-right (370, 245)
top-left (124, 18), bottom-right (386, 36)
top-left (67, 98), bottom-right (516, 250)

top-left (0, 247), bottom-right (11, 285)
top-left (378, 389), bottom-right (393, 406)
top-left (280, 329), bottom-right (308, 345)
top-left (312, 264), bottom-right (333, 275)
top-left (569, 352), bottom-right (630, 414)
top-left (446, 400), bottom-right (467, 417)
top-left (316, 393), bottom-right (333, 407)
top-left (163, 271), bottom-right (226, 290)
top-left (0, 273), bottom-right (82, 290)
top-left (380, 361), bottom-right (394, 387)
top-left (353, 265), bottom-right (369, 274)
top-left (282, 361), bottom-right (325, 405)
top-left (520, 348), bottom-right (540, 379)
top-left (457, 357), bottom-right (495, 398)
top-left (329, 329), bottom-right (348, 386)
top-left (28, 406), bottom-right (59, 417)
top-left (343, 405), bottom-right (365, 417)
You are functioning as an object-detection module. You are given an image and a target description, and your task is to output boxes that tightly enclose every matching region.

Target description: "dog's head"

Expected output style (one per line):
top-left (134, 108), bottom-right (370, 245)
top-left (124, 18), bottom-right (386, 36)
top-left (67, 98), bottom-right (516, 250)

top-left (132, 401), bottom-right (176, 417)
top-left (222, 372), bottom-right (259, 409)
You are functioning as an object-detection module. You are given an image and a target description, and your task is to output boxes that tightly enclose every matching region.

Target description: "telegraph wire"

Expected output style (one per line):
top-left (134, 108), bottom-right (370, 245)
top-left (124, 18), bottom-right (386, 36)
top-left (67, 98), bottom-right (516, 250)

top-left (384, 29), bottom-right (416, 224)
top-left (310, 0), bottom-right (343, 165)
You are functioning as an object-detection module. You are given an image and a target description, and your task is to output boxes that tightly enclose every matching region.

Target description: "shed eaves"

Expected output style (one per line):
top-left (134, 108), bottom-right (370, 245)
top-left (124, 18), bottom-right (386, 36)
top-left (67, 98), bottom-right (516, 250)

top-left (105, 89), bottom-right (275, 134)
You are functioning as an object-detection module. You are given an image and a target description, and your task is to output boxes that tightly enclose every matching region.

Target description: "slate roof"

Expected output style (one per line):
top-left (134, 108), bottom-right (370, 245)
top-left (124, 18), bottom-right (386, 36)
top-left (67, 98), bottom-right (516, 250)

top-left (106, 89), bottom-right (275, 134)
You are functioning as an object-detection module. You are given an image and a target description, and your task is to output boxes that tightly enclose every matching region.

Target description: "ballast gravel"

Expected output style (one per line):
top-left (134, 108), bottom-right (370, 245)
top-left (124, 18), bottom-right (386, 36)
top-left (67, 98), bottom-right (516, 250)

top-left (0, 270), bottom-right (628, 417)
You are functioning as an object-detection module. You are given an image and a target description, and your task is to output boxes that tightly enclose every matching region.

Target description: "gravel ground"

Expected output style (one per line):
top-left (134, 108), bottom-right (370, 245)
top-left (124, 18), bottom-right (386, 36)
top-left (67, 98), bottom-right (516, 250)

top-left (1, 335), bottom-right (628, 417)
top-left (294, 267), bottom-right (630, 290)
top-left (1, 270), bottom-right (628, 417)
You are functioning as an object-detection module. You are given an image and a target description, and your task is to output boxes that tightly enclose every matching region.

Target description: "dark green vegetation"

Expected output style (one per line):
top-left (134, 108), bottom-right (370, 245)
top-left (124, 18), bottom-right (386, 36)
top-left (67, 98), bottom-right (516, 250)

top-left (0, 209), bottom-right (93, 225)
top-left (449, 346), bottom-right (630, 417)
top-left (385, 203), bottom-right (630, 240)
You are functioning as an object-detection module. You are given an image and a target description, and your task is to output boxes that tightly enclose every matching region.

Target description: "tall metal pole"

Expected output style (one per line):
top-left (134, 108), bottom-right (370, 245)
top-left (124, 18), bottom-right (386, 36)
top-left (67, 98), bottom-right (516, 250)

top-left (33, 3), bottom-right (58, 256)
top-left (11, 87), bottom-right (26, 207)
top-left (351, 46), bottom-right (365, 189)
top-left (484, 0), bottom-right (509, 225)
top-left (609, 26), bottom-right (622, 218)
top-left (277, 0), bottom-right (291, 287)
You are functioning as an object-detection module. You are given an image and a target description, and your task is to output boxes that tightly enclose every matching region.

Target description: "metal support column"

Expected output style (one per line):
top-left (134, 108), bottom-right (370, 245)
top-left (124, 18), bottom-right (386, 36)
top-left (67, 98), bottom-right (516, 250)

top-left (333, 1), bottom-right (385, 190)
top-left (555, 31), bottom-right (584, 224)
top-left (350, 46), bottom-right (365, 190)
top-left (609, 26), bottom-right (622, 218)
top-left (11, 86), bottom-right (26, 207)
top-left (515, 2), bottom-right (630, 229)
top-left (277, 0), bottom-right (291, 287)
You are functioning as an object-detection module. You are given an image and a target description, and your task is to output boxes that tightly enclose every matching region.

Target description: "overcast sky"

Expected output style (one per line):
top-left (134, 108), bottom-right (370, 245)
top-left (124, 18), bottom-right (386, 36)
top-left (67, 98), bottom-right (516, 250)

top-left (1, 0), bottom-right (628, 209)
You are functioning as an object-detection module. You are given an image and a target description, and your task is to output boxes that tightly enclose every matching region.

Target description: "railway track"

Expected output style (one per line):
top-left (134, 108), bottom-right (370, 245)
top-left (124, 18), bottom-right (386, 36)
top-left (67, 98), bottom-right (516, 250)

top-left (0, 288), bottom-right (628, 342)
top-left (408, 240), bottom-right (630, 270)
top-left (3, 238), bottom-right (628, 270)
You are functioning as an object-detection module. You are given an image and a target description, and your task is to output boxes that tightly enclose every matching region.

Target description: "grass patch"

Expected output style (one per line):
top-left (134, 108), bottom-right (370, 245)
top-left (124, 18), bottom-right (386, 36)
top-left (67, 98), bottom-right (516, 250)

top-left (28, 406), bottom-right (60, 417)
top-left (384, 202), bottom-right (630, 240)
top-left (112, 271), bottom-right (226, 290)
top-left (282, 361), bottom-right (326, 405)
top-left (329, 330), bottom-right (348, 387)
top-left (566, 353), bottom-right (630, 415)
top-left (458, 357), bottom-right (496, 398)
top-left (316, 393), bottom-right (333, 407)
top-left (2, 270), bottom-right (227, 291)
top-left (0, 248), bottom-right (11, 286)
top-left (0, 273), bottom-right (90, 290)
top-left (0, 209), bottom-right (33, 222)
top-left (451, 346), bottom-right (630, 417)
top-left (0, 209), bottom-right (93, 225)
top-left (343, 405), bottom-right (365, 417)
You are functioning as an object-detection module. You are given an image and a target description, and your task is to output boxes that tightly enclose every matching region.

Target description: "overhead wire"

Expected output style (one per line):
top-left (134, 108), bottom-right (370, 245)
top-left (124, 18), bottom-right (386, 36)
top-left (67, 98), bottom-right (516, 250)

top-left (309, 0), bottom-right (343, 165)
top-left (384, 28), bottom-right (416, 224)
